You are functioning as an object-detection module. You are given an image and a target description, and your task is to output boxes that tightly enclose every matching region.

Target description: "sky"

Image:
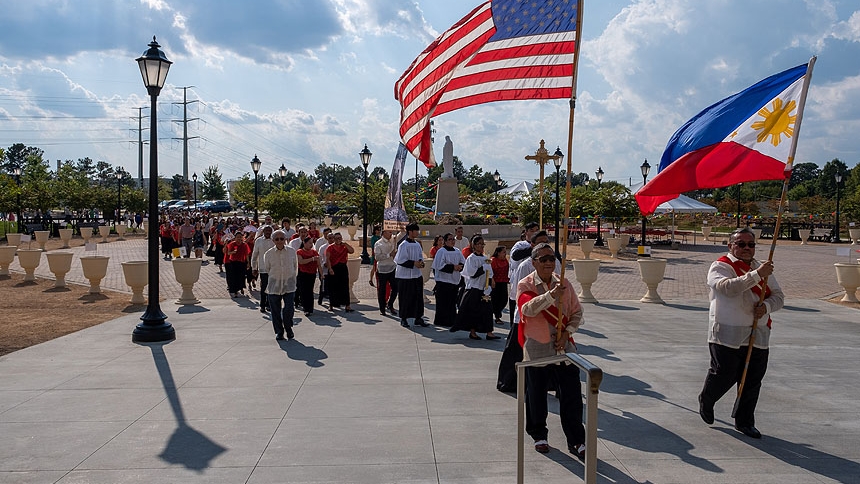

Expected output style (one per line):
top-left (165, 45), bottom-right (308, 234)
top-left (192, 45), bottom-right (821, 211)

top-left (1, 0), bottom-right (859, 190)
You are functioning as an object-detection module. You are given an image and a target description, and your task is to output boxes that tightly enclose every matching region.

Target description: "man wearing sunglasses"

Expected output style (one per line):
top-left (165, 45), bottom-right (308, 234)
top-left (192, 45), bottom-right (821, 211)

top-left (698, 227), bottom-right (784, 439)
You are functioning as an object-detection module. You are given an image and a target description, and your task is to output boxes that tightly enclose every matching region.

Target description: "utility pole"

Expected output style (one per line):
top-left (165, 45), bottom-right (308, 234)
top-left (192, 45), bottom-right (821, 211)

top-left (172, 86), bottom-right (199, 187)
top-left (130, 107), bottom-right (149, 188)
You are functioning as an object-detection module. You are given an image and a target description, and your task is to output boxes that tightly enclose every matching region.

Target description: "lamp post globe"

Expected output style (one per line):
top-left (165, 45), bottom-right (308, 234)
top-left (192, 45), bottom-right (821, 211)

top-left (359, 144), bottom-right (372, 264)
top-left (834, 173), bottom-right (842, 243)
top-left (251, 155), bottom-right (261, 223)
top-left (552, 147), bottom-right (564, 256)
top-left (639, 159), bottom-right (651, 257)
top-left (133, 36), bottom-right (175, 343)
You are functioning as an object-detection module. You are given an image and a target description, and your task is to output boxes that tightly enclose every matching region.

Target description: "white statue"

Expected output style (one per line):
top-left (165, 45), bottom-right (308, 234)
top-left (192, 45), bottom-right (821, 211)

top-left (442, 136), bottom-right (454, 179)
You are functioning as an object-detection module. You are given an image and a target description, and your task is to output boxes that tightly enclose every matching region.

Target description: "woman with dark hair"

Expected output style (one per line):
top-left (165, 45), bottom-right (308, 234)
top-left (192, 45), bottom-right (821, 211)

top-left (224, 231), bottom-right (250, 297)
top-left (432, 233), bottom-right (465, 327)
top-left (490, 245), bottom-right (509, 324)
top-left (325, 232), bottom-right (355, 311)
top-left (296, 236), bottom-right (322, 316)
top-left (450, 235), bottom-right (499, 340)
top-left (428, 235), bottom-right (444, 259)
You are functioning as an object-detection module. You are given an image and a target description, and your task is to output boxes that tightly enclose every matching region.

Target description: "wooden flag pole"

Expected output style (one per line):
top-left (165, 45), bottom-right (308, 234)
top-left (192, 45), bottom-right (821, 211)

top-left (556, 0), bottom-right (585, 353)
top-left (731, 55), bottom-right (816, 418)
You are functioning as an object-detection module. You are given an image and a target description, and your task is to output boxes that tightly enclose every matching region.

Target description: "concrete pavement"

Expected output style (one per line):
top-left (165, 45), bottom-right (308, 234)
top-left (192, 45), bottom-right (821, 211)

top-left (1, 234), bottom-right (859, 483)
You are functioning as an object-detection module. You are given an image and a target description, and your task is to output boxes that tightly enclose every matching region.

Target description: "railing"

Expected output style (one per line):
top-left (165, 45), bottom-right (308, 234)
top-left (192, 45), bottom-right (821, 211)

top-left (516, 352), bottom-right (603, 484)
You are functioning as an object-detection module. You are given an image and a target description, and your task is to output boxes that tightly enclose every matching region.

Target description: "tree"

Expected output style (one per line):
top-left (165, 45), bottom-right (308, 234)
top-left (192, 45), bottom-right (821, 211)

top-left (3, 143), bottom-right (43, 173)
top-left (261, 188), bottom-right (322, 220)
top-left (170, 174), bottom-right (189, 199)
top-left (230, 174), bottom-right (255, 209)
top-left (341, 177), bottom-right (391, 227)
top-left (201, 165), bottom-right (227, 200)
top-left (590, 182), bottom-right (640, 229)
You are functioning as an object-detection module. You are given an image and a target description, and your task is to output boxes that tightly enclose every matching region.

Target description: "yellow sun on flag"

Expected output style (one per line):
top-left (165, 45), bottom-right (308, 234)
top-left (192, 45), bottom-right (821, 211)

top-left (751, 98), bottom-right (797, 147)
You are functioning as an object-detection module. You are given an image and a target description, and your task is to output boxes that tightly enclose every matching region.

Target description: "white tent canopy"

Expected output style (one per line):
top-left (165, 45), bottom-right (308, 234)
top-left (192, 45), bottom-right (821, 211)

top-left (630, 183), bottom-right (717, 242)
top-left (497, 180), bottom-right (534, 200)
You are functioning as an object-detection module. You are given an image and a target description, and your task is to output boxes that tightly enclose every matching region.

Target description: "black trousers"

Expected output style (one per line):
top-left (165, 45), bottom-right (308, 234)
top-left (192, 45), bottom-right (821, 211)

top-left (297, 271), bottom-right (317, 313)
top-left (700, 343), bottom-right (769, 427)
top-left (525, 364), bottom-right (585, 448)
top-left (259, 273), bottom-right (269, 308)
top-left (496, 322), bottom-right (522, 391)
top-left (434, 281), bottom-right (458, 327)
top-left (491, 282), bottom-right (508, 320)
top-left (376, 270), bottom-right (398, 310)
top-left (397, 276), bottom-right (424, 322)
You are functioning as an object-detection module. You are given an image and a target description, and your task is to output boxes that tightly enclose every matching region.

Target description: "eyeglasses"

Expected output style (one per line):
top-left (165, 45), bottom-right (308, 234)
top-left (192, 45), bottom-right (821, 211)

top-left (535, 254), bottom-right (555, 263)
top-left (734, 241), bottom-right (756, 248)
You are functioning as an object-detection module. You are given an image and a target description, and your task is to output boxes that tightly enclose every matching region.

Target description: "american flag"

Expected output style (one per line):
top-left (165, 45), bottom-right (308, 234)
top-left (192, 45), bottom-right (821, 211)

top-left (395, 0), bottom-right (579, 168)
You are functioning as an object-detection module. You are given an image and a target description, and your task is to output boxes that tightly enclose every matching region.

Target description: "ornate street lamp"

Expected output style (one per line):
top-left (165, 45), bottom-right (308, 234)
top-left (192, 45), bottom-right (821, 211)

top-left (250, 155), bottom-right (262, 223)
top-left (639, 159), bottom-right (651, 257)
top-left (13, 166), bottom-right (22, 233)
top-left (115, 169), bottom-right (123, 223)
top-left (359, 144), bottom-right (372, 264)
top-left (595, 166), bottom-right (604, 246)
top-left (493, 170), bottom-right (501, 191)
top-left (552, 148), bottom-right (564, 255)
top-left (834, 173), bottom-right (843, 243)
top-left (191, 172), bottom-right (197, 210)
top-left (133, 36), bottom-right (174, 343)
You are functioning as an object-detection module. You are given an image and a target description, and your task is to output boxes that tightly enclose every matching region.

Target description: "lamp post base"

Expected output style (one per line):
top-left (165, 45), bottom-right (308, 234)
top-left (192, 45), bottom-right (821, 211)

top-left (133, 307), bottom-right (175, 343)
top-left (360, 252), bottom-right (371, 264)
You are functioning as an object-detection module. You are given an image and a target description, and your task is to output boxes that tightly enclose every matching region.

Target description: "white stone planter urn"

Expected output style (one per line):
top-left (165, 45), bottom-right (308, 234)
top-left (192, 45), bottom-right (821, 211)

top-left (80, 226), bottom-right (94, 245)
top-left (579, 238), bottom-right (596, 259)
top-left (34, 231), bottom-right (50, 251)
top-left (751, 228), bottom-right (763, 240)
top-left (606, 237), bottom-right (625, 258)
top-left (347, 257), bottom-right (362, 304)
top-left (80, 255), bottom-right (110, 294)
top-left (346, 225), bottom-right (358, 241)
top-left (572, 259), bottom-right (600, 303)
top-left (798, 229), bottom-right (811, 245)
top-left (46, 252), bottom-right (74, 287)
top-left (172, 258), bottom-right (202, 305)
top-left (58, 228), bottom-right (73, 248)
top-left (702, 226), bottom-right (712, 240)
top-left (483, 240), bottom-right (499, 258)
top-left (115, 223), bottom-right (127, 241)
top-left (637, 258), bottom-right (668, 304)
top-left (834, 263), bottom-right (860, 303)
top-left (6, 233), bottom-right (23, 248)
top-left (98, 225), bottom-right (111, 243)
top-left (0, 246), bottom-right (18, 276)
top-left (17, 249), bottom-right (43, 282)
top-left (849, 228), bottom-right (860, 245)
top-left (121, 260), bottom-right (149, 304)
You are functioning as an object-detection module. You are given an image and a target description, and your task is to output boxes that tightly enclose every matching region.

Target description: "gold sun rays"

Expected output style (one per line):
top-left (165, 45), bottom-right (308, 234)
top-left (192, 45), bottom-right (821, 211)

top-left (751, 98), bottom-right (798, 147)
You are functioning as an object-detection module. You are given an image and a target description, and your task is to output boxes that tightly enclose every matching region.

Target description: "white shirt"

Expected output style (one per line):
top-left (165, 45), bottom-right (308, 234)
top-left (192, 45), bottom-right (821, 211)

top-left (262, 245), bottom-right (298, 294)
top-left (432, 246), bottom-right (466, 285)
top-left (250, 236), bottom-right (275, 272)
top-left (394, 238), bottom-right (423, 280)
top-left (463, 253), bottom-right (493, 295)
top-left (508, 240), bottom-right (534, 299)
top-left (453, 235), bottom-right (470, 251)
top-left (374, 236), bottom-right (397, 274)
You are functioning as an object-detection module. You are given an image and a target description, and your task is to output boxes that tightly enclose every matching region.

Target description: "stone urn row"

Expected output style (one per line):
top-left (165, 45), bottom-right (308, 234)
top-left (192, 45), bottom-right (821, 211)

top-left (702, 226), bottom-right (712, 240)
top-left (121, 261), bottom-right (148, 304)
top-left (638, 258), bottom-right (668, 304)
top-left (34, 231), bottom-right (50, 251)
top-left (834, 263), bottom-right (860, 303)
top-left (798, 229), bottom-right (811, 245)
top-left (46, 252), bottom-right (74, 287)
top-left (6, 233), bottom-right (24, 248)
top-left (17, 249), bottom-right (43, 281)
top-left (0, 246), bottom-right (16, 275)
top-left (572, 259), bottom-right (600, 303)
top-left (346, 225), bottom-right (358, 241)
top-left (98, 225), bottom-right (111, 243)
top-left (606, 237), bottom-right (625, 258)
top-left (579, 239), bottom-right (595, 259)
top-left (849, 228), bottom-right (860, 245)
top-left (80, 227), bottom-right (94, 245)
top-left (81, 255), bottom-right (110, 293)
top-left (58, 228), bottom-right (74, 248)
top-left (115, 223), bottom-right (127, 241)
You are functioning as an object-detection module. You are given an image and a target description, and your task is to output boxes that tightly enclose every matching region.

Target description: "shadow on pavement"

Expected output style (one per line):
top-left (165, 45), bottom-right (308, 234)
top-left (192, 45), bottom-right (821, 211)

top-left (278, 339), bottom-right (328, 367)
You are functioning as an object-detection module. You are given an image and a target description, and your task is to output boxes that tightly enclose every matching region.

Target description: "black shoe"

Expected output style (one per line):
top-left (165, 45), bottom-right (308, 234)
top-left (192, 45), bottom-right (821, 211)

top-left (568, 444), bottom-right (586, 460)
top-left (485, 334), bottom-right (501, 340)
top-left (275, 334), bottom-right (285, 341)
top-left (698, 394), bottom-right (714, 425)
top-left (735, 424), bottom-right (761, 439)
top-left (381, 309), bottom-right (387, 316)
top-left (286, 329), bottom-right (295, 340)
top-left (260, 307), bottom-right (267, 314)
top-left (387, 306), bottom-right (397, 315)
top-left (469, 334), bottom-right (481, 340)
top-left (415, 320), bottom-right (429, 327)
top-left (400, 320), bottom-right (410, 328)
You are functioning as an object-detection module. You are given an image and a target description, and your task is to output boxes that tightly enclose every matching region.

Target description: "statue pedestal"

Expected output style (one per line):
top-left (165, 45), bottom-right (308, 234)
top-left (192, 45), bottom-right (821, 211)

top-left (435, 177), bottom-right (459, 216)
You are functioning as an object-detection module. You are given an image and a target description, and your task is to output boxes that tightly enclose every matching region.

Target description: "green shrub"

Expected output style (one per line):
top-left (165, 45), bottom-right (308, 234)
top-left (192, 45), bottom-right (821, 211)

top-left (463, 216), bottom-right (483, 225)
top-left (496, 216), bottom-right (512, 225)
top-left (418, 218), bottom-right (436, 225)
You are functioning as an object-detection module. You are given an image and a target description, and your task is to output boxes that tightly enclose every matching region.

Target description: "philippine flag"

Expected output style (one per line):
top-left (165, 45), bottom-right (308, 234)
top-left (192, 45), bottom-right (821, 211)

top-left (636, 61), bottom-right (813, 215)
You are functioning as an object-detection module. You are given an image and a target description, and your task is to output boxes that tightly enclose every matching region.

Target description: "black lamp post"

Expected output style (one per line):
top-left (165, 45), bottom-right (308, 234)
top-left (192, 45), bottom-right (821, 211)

top-left (493, 170), bottom-right (501, 191)
top-left (639, 159), bottom-right (651, 257)
top-left (736, 183), bottom-right (742, 228)
top-left (250, 155), bottom-right (261, 223)
top-left (834, 173), bottom-right (843, 243)
top-left (595, 166), bottom-right (604, 246)
top-left (359, 144), bottom-right (372, 264)
top-left (13, 166), bottom-right (22, 233)
top-left (191, 172), bottom-right (197, 210)
top-left (133, 36), bottom-right (175, 343)
top-left (552, 148), bottom-right (564, 255)
top-left (115, 169), bottom-right (122, 223)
